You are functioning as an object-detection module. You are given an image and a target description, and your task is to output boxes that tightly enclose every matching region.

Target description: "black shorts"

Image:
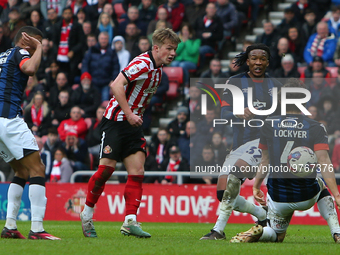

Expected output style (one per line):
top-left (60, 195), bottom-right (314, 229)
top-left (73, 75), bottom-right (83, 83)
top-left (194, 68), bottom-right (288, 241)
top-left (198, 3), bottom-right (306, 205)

top-left (99, 117), bottom-right (146, 162)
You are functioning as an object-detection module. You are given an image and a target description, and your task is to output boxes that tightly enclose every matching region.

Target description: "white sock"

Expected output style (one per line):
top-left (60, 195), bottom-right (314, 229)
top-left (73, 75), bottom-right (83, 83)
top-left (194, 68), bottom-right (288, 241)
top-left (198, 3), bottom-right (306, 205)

top-left (317, 196), bottom-right (340, 236)
top-left (213, 175), bottom-right (241, 234)
top-left (29, 184), bottom-right (47, 232)
top-left (124, 214), bottom-right (136, 224)
top-left (5, 183), bottom-right (23, 230)
top-left (259, 227), bottom-right (277, 242)
top-left (233, 196), bottom-right (267, 221)
top-left (82, 205), bottom-right (94, 221)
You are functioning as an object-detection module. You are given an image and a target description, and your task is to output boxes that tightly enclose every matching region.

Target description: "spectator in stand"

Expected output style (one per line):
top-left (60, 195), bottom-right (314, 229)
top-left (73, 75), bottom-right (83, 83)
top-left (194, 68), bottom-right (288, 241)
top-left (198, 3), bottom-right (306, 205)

top-left (142, 145), bottom-right (160, 183)
top-left (86, 106), bottom-right (106, 168)
top-left (0, 25), bottom-right (13, 54)
top-left (50, 90), bottom-right (73, 127)
top-left (102, 2), bottom-right (118, 24)
top-left (160, 145), bottom-right (189, 184)
top-left (225, 57), bottom-right (248, 77)
top-left (19, 0), bottom-right (41, 21)
top-left (0, 0), bottom-right (21, 24)
top-left (142, 71), bottom-right (169, 132)
top-left (304, 21), bottom-right (337, 66)
top-left (78, 34), bottom-right (97, 72)
top-left (327, 5), bottom-right (340, 38)
top-left (170, 23), bottom-right (201, 86)
top-left (311, 0), bottom-right (331, 22)
top-left (318, 95), bottom-right (337, 132)
top-left (307, 70), bottom-right (332, 108)
top-left (41, 127), bottom-right (63, 181)
top-left (332, 68), bottom-right (340, 107)
top-left (287, 26), bottom-right (305, 64)
top-left (27, 10), bottom-right (45, 33)
top-left (193, 145), bottom-right (217, 184)
top-left (95, 12), bottom-right (116, 44)
top-left (177, 121), bottom-right (191, 164)
top-left (84, 0), bottom-right (106, 24)
top-left (41, 0), bottom-right (67, 20)
top-left (124, 22), bottom-right (140, 54)
top-left (196, 108), bottom-right (223, 146)
top-left (290, 0), bottom-right (317, 24)
top-left (276, 7), bottom-right (300, 38)
top-left (42, 8), bottom-right (61, 42)
top-left (61, 130), bottom-right (90, 173)
top-left (167, 106), bottom-right (189, 142)
top-left (75, 8), bottom-right (87, 25)
top-left (81, 31), bottom-right (120, 101)
top-left (255, 20), bottom-right (279, 53)
top-left (332, 34), bottom-right (340, 67)
top-left (112, 35), bottom-right (130, 71)
top-left (3, 7), bottom-right (26, 41)
top-left (332, 138), bottom-right (340, 182)
top-left (22, 75), bottom-right (45, 110)
top-left (70, 0), bottom-right (87, 16)
top-left (119, 6), bottom-right (147, 36)
top-left (138, 0), bottom-right (157, 24)
top-left (230, 0), bottom-right (251, 24)
top-left (58, 106), bottom-right (88, 141)
top-left (49, 147), bottom-right (74, 182)
top-left (71, 72), bottom-right (101, 118)
top-left (216, 0), bottom-right (238, 38)
top-left (183, 85), bottom-right (202, 123)
top-left (49, 72), bottom-right (72, 109)
top-left (36, 38), bottom-right (54, 86)
top-left (24, 92), bottom-right (52, 138)
top-left (159, 0), bottom-right (185, 32)
top-left (307, 105), bottom-right (321, 121)
top-left (52, 7), bottom-right (85, 83)
top-left (272, 54), bottom-right (300, 78)
top-left (147, 7), bottom-right (172, 36)
top-left (302, 56), bottom-right (331, 80)
top-left (300, 8), bottom-right (317, 42)
top-left (147, 20), bottom-right (166, 43)
top-left (149, 128), bottom-right (171, 169)
top-left (200, 58), bottom-right (229, 87)
top-left (210, 132), bottom-right (227, 167)
top-left (45, 61), bottom-right (60, 97)
top-left (269, 37), bottom-right (293, 73)
top-left (82, 21), bottom-right (93, 37)
top-left (130, 36), bottom-right (151, 60)
top-left (184, 0), bottom-right (206, 28)
top-left (195, 3), bottom-right (223, 67)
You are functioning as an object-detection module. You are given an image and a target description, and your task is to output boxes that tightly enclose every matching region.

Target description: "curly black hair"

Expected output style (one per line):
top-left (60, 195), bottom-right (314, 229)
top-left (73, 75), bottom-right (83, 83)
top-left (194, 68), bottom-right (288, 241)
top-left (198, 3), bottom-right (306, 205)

top-left (233, 43), bottom-right (271, 67)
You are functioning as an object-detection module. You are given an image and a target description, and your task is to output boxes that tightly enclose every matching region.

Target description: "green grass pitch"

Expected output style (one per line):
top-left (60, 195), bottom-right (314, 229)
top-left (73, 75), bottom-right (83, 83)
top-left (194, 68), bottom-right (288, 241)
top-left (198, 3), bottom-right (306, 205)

top-left (0, 221), bottom-right (338, 255)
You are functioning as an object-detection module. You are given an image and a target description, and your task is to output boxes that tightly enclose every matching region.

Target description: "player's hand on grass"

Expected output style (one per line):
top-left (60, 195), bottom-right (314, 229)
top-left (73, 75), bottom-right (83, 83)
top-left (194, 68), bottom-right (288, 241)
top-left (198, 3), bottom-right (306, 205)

top-left (253, 188), bottom-right (266, 206)
top-left (127, 113), bottom-right (143, 127)
top-left (21, 32), bottom-right (41, 51)
top-left (235, 107), bottom-right (255, 120)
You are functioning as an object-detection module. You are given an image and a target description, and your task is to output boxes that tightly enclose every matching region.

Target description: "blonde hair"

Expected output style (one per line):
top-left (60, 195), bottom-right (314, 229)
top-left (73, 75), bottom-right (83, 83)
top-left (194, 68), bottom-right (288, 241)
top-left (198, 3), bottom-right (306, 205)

top-left (97, 12), bottom-right (114, 28)
top-left (152, 28), bottom-right (181, 47)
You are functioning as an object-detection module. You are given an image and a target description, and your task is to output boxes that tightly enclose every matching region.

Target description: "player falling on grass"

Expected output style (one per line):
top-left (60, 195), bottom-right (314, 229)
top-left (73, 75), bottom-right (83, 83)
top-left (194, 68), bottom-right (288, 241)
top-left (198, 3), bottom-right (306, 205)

top-left (0, 26), bottom-right (60, 240)
top-left (230, 79), bottom-right (340, 243)
top-left (201, 44), bottom-right (282, 240)
top-left (80, 28), bottom-right (181, 238)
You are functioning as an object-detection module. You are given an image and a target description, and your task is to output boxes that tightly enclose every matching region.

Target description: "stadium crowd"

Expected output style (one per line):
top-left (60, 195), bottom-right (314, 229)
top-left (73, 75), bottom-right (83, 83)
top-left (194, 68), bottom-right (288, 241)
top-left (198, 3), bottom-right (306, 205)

top-left (1, 0), bottom-right (340, 184)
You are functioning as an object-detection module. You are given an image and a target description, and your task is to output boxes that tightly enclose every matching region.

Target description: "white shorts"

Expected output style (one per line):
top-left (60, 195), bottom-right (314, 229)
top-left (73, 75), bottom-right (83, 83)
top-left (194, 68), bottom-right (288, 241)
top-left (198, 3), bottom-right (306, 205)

top-left (219, 138), bottom-right (262, 176)
top-left (267, 178), bottom-right (325, 234)
top-left (0, 116), bottom-right (39, 163)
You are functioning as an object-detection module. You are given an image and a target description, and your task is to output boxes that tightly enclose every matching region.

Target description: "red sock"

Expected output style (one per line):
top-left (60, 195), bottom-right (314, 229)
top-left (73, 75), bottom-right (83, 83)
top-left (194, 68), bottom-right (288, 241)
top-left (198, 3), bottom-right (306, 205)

top-left (124, 175), bottom-right (144, 215)
top-left (85, 165), bottom-right (115, 207)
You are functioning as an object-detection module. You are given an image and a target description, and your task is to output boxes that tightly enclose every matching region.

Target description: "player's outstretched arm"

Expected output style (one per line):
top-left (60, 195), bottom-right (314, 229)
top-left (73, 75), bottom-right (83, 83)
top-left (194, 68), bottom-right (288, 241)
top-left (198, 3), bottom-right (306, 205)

top-left (20, 32), bottom-right (42, 76)
top-left (110, 72), bottom-right (142, 127)
top-left (253, 149), bottom-right (269, 206)
top-left (316, 150), bottom-right (340, 209)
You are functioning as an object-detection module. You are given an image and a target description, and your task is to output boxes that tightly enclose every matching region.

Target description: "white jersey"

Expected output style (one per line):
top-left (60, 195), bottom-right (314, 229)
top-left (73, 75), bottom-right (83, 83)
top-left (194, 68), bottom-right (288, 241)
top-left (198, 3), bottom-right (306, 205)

top-left (104, 51), bottom-right (162, 121)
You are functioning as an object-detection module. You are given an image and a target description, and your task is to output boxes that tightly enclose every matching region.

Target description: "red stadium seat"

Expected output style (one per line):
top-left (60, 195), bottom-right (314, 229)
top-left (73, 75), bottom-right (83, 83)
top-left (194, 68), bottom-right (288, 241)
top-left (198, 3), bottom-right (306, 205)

top-left (326, 67), bottom-right (338, 78)
top-left (298, 66), bottom-right (307, 76)
top-left (72, 84), bottom-right (79, 90)
top-left (114, 3), bottom-right (126, 20)
top-left (163, 67), bottom-right (183, 99)
top-left (101, 100), bottom-right (109, 107)
top-left (41, 135), bottom-right (48, 145)
top-left (84, 118), bottom-right (92, 129)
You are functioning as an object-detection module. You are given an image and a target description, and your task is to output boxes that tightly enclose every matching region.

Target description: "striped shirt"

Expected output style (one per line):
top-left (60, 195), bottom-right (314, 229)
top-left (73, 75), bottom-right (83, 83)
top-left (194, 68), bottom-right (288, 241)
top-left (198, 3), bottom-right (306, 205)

top-left (104, 51), bottom-right (162, 121)
top-left (259, 114), bottom-right (329, 203)
top-left (0, 46), bottom-right (30, 118)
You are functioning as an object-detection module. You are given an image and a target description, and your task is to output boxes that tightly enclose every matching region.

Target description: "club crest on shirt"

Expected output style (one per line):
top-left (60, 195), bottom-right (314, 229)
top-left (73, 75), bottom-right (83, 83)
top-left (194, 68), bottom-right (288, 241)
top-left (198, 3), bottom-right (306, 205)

top-left (19, 49), bottom-right (30, 55)
top-left (126, 64), bottom-right (141, 78)
top-left (103, 145), bottom-right (112, 154)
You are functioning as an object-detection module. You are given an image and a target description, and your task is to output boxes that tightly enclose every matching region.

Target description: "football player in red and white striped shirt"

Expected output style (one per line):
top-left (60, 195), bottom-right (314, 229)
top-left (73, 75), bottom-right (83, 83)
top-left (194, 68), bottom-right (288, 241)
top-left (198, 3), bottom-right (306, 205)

top-left (80, 28), bottom-right (181, 238)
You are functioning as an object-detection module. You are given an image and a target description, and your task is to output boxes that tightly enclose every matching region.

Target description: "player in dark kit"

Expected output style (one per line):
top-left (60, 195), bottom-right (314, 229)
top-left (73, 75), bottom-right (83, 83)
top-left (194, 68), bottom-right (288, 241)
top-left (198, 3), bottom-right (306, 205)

top-left (80, 28), bottom-right (181, 238)
top-left (231, 79), bottom-right (340, 243)
top-left (0, 27), bottom-right (60, 240)
top-left (201, 44), bottom-right (282, 240)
